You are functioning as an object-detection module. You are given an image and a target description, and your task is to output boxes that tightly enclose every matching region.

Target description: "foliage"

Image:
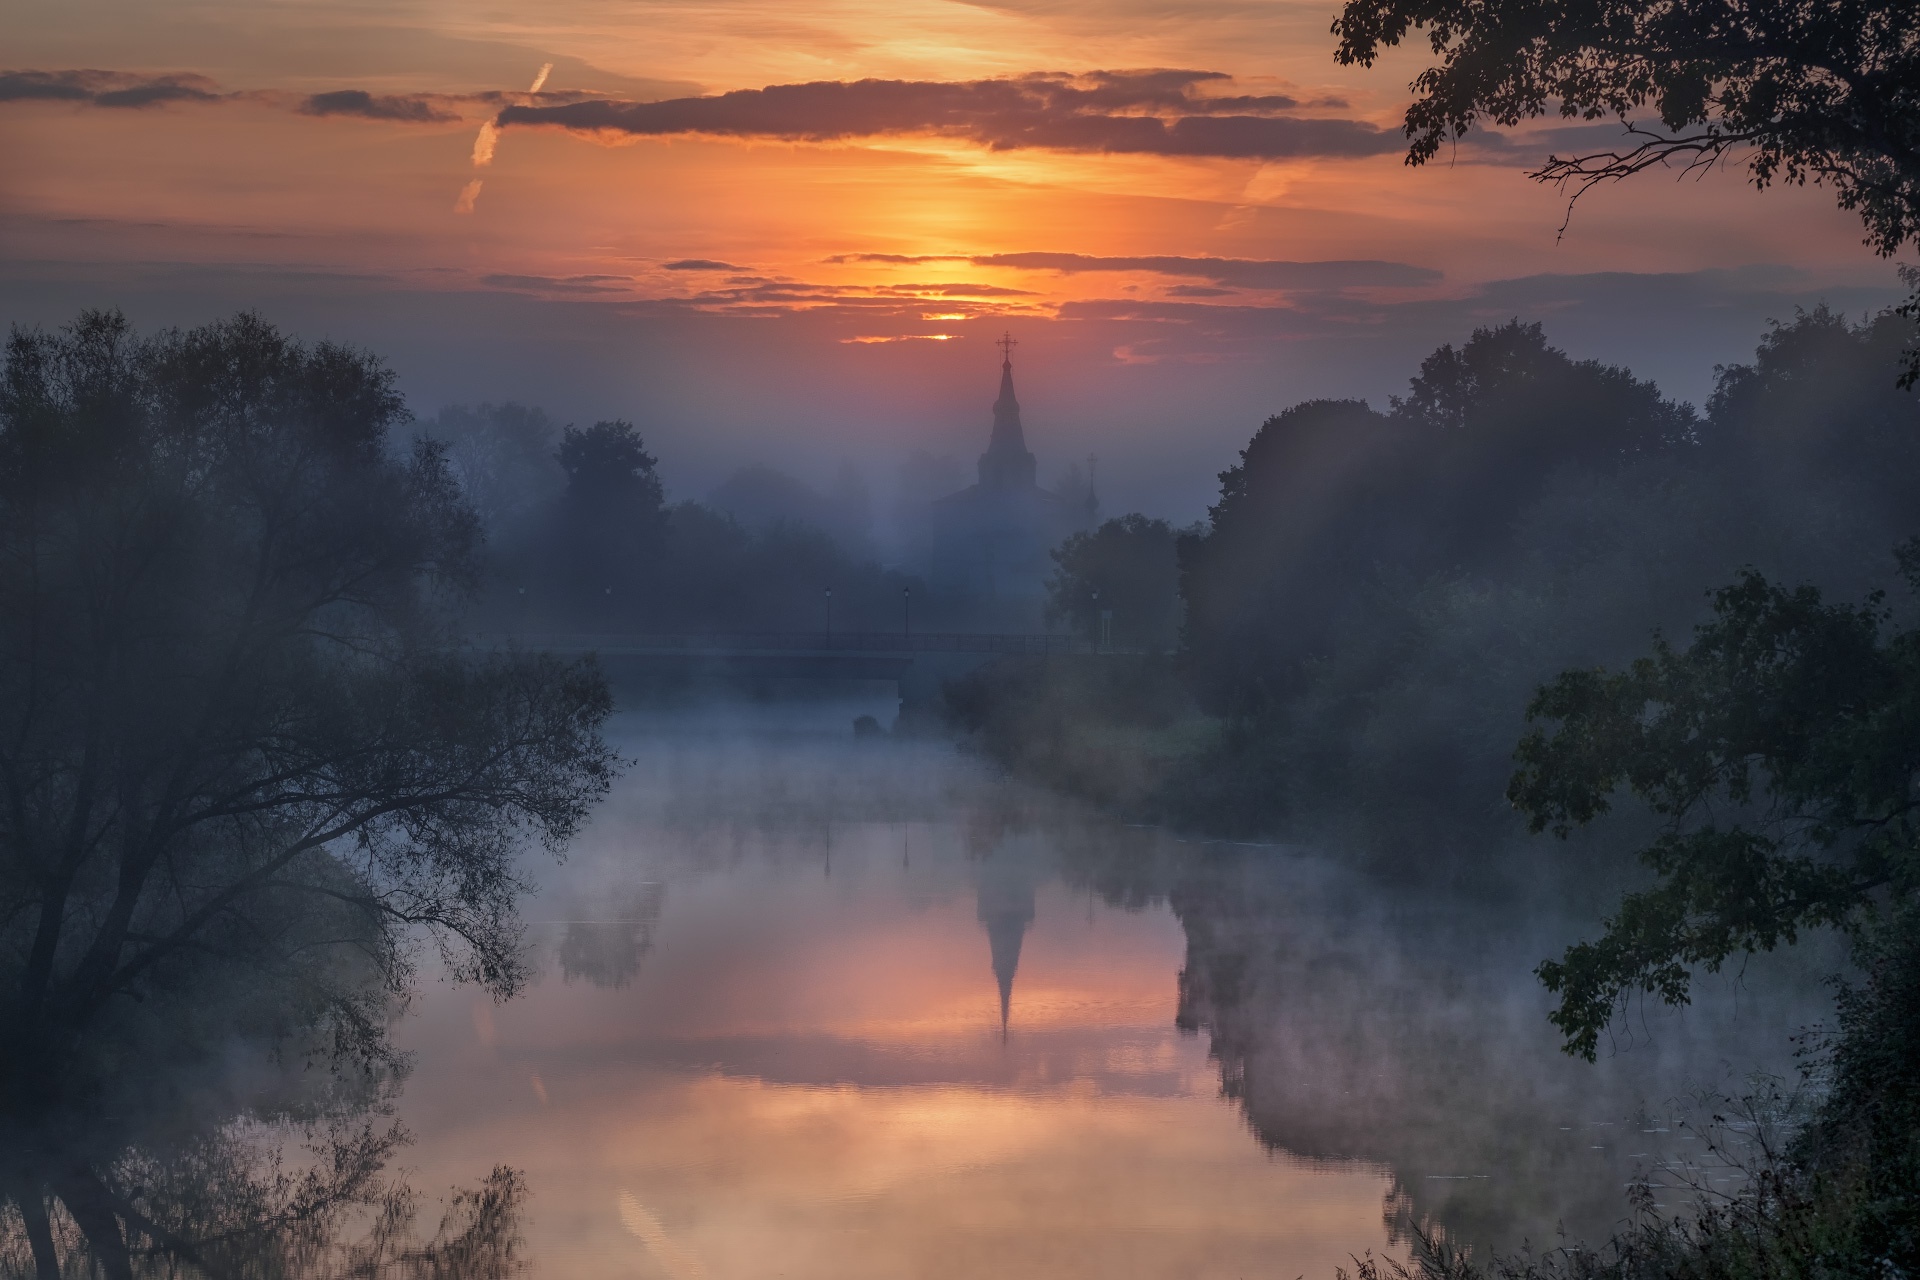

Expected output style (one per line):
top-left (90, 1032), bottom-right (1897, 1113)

top-left (1511, 556), bottom-right (1920, 1060)
top-left (1, 1121), bottom-right (532, 1279)
top-left (1330, 0), bottom-right (1920, 383)
top-left (942, 655), bottom-right (1205, 815)
top-left (473, 429), bottom-right (922, 635)
top-left (554, 418), bottom-right (663, 512)
top-left (1045, 514), bottom-right (1187, 651)
top-left (540, 419), bottom-right (669, 618)
top-left (1181, 322), bottom-right (1692, 720)
top-left (1144, 309), bottom-right (1918, 857)
top-left (1334, 922), bottom-right (1920, 1279)
top-left (0, 310), bottom-right (616, 1277)
top-left (411, 402), bottom-right (559, 539)
top-left (707, 461), bottom-right (875, 558)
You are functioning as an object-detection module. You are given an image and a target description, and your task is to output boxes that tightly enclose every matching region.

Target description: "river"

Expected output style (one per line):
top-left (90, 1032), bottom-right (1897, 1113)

top-left (386, 694), bottom-right (1830, 1280)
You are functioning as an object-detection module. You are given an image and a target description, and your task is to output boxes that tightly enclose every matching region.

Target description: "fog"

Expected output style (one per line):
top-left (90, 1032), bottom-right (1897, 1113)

top-left (3, 295), bottom-right (1915, 1277)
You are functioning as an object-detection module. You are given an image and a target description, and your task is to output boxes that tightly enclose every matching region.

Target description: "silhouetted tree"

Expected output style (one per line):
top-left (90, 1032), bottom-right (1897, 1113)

top-left (545, 419), bottom-right (667, 623)
top-left (1046, 515), bottom-right (1185, 651)
top-left (1510, 553), bottom-right (1920, 1059)
top-left (1180, 326), bottom-right (1691, 716)
top-left (0, 311), bottom-right (615, 1277)
top-left (1332, 0), bottom-right (1920, 383)
top-left (417, 401), bottom-right (561, 539)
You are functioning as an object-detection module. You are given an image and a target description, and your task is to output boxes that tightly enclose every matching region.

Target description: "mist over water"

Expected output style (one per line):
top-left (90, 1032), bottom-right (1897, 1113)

top-left (380, 693), bottom-right (1829, 1279)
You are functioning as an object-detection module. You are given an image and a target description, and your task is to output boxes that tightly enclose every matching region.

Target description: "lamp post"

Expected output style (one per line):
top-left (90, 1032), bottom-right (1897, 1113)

top-left (1090, 589), bottom-right (1100, 653)
top-left (824, 587), bottom-right (833, 646)
top-left (903, 586), bottom-right (912, 641)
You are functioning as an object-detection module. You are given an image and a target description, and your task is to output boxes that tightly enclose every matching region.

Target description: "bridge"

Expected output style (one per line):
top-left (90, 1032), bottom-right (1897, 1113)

top-left (485, 631), bottom-right (1109, 700)
top-left (498, 631), bottom-right (1093, 657)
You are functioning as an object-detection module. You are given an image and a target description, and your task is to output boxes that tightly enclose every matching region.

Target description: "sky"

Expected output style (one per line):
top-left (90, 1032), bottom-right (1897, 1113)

top-left (2, 0), bottom-right (1908, 521)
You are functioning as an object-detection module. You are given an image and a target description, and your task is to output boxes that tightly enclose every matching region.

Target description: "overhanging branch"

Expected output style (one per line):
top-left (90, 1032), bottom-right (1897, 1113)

top-left (1530, 125), bottom-right (1762, 241)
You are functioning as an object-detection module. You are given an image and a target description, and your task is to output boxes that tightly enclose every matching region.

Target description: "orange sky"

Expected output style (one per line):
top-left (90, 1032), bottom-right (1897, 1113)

top-left (3, 0), bottom-right (1907, 516)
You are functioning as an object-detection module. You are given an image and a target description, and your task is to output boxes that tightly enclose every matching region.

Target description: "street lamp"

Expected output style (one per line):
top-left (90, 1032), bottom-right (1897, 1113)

top-left (824, 587), bottom-right (833, 645)
top-left (903, 585), bottom-right (911, 640)
top-left (1090, 589), bottom-right (1100, 653)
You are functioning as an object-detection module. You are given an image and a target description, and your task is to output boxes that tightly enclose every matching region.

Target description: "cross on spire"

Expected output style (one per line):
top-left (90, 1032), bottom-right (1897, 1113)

top-left (996, 331), bottom-right (1018, 364)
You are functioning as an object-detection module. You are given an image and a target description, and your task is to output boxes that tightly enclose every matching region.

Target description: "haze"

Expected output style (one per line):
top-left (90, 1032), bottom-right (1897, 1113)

top-left (3, 0), bottom-right (1903, 518)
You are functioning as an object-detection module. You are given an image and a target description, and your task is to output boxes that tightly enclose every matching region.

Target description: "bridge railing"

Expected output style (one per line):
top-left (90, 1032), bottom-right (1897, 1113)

top-left (474, 631), bottom-right (1099, 656)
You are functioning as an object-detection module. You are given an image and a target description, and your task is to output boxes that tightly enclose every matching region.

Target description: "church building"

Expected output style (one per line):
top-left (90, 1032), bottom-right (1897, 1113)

top-left (920, 336), bottom-right (1097, 627)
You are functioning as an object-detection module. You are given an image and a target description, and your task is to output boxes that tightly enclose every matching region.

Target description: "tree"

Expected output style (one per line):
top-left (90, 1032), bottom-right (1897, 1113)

top-left (1046, 515), bottom-right (1184, 651)
top-left (0, 311), bottom-right (617, 1276)
top-left (1179, 328), bottom-right (1691, 717)
top-left (543, 418), bottom-right (668, 624)
top-left (1508, 551), bottom-right (1920, 1059)
top-left (416, 401), bottom-right (562, 538)
top-left (1331, 0), bottom-right (1920, 384)
top-left (556, 418), bottom-right (663, 513)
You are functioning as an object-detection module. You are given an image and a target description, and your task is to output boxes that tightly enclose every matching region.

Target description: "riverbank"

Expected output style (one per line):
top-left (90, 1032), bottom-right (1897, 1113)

top-left (936, 653), bottom-right (1568, 883)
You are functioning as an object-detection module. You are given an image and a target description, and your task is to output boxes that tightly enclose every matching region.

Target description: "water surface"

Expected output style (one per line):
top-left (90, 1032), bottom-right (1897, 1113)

top-left (390, 696), bottom-right (1825, 1279)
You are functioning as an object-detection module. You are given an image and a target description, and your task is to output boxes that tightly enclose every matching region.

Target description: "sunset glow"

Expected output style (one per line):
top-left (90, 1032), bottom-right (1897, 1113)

top-left (3, 0), bottom-right (1904, 516)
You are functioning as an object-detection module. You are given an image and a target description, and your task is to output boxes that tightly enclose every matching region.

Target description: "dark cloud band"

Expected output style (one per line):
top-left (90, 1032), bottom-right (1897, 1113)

top-left (0, 69), bottom-right (224, 108)
top-left (300, 89), bottom-right (459, 123)
top-left (496, 71), bottom-right (1403, 161)
top-left (829, 252), bottom-right (1440, 289)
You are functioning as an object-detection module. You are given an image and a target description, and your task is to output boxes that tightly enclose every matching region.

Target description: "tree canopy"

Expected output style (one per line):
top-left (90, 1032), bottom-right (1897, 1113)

top-left (1332, 0), bottom-right (1920, 381)
top-left (0, 311), bottom-right (616, 1277)
top-left (1046, 514), bottom-right (1185, 652)
top-left (1510, 554), bottom-right (1920, 1059)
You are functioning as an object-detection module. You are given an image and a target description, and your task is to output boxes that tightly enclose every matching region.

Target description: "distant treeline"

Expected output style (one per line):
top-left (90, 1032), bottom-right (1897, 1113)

top-left (963, 307), bottom-right (1920, 862)
top-left (416, 407), bottom-right (932, 635)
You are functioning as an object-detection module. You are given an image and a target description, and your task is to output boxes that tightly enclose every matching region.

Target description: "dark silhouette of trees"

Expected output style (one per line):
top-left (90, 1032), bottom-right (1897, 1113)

top-left (1046, 515), bottom-right (1185, 651)
top-left (1332, 0), bottom-right (1920, 383)
top-left (1510, 558), bottom-right (1920, 1060)
top-left (543, 419), bottom-right (668, 622)
top-left (556, 418), bottom-right (664, 512)
top-left (415, 401), bottom-right (561, 540)
top-left (1180, 322), bottom-right (1691, 718)
top-left (0, 310), bottom-right (616, 1277)
top-left (707, 462), bottom-right (875, 557)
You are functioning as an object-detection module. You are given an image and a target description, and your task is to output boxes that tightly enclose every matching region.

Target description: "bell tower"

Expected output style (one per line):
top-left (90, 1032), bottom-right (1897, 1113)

top-left (978, 333), bottom-right (1038, 492)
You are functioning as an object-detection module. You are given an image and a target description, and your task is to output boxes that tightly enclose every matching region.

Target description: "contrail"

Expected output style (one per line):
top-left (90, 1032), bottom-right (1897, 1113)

top-left (618, 1191), bottom-right (707, 1280)
top-left (455, 63), bottom-right (548, 213)
top-left (471, 120), bottom-right (499, 167)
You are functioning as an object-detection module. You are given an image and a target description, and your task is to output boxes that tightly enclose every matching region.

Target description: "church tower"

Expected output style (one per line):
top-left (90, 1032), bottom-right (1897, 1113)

top-left (977, 332), bottom-right (1038, 492)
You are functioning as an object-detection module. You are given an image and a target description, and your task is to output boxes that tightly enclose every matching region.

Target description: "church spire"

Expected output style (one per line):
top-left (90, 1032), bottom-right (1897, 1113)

top-left (979, 332), bottom-right (1037, 491)
top-left (976, 853), bottom-right (1037, 1040)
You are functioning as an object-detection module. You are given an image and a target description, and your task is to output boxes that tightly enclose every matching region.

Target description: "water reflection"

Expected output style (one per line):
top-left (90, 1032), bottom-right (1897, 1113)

top-left (977, 847), bottom-right (1039, 1038)
top-left (4, 697), bottom-right (1834, 1277)
top-left (0, 1092), bottom-right (531, 1279)
top-left (558, 883), bottom-right (667, 990)
top-left (385, 698), bottom-right (1828, 1277)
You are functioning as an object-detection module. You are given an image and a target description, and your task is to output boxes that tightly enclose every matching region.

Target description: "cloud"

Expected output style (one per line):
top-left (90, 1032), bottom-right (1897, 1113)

top-left (970, 252), bottom-right (1439, 288)
top-left (663, 259), bottom-right (744, 271)
top-left (0, 69), bottom-right (223, 108)
top-left (830, 251), bottom-right (1438, 290)
top-left (497, 70), bottom-right (1404, 161)
top-left (300, 89), bottom-right (459, 123)
top-left (480, 273), bottom-right (634, 293)
top-left (824, 253), bottom-right (966, 265)
top-left (875, 282), bottom-right (1039, 297)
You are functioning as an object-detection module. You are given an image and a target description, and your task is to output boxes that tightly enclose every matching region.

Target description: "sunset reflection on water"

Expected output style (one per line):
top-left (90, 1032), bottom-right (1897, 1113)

top-left (392, 702), bottom-right (1394, 1279)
